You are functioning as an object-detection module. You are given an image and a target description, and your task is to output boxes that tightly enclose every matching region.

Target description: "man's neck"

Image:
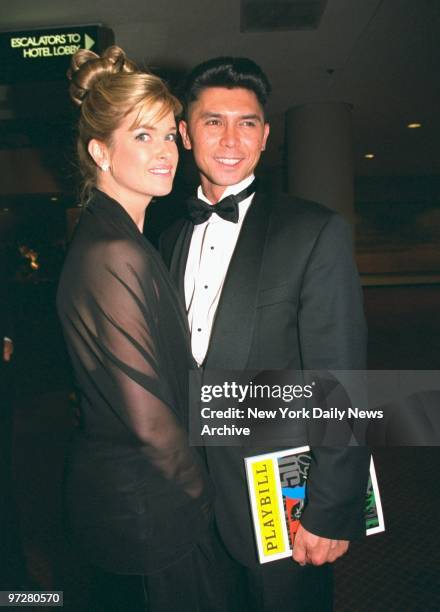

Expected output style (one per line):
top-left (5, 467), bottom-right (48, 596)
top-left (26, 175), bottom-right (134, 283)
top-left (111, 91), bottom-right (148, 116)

top-left (199, 174), bottom-right (255, 205)
top-left (201, 184), bottom-right (226, 205)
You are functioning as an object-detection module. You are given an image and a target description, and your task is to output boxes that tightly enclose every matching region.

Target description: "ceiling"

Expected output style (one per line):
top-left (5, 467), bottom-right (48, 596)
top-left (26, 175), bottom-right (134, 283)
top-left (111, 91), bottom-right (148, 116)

top-left (1, 0), bottom-right (439, 177)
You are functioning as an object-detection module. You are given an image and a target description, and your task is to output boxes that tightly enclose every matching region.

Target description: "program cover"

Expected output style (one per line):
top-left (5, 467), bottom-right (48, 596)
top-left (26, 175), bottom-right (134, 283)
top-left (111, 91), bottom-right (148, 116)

top-left (245, 447), bottom-right (385, 564)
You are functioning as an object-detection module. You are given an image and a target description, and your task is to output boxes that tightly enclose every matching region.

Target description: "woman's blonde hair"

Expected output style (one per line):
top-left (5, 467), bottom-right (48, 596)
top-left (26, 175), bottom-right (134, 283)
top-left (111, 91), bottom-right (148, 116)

top-left (67, 45), bottom-right (182, 202)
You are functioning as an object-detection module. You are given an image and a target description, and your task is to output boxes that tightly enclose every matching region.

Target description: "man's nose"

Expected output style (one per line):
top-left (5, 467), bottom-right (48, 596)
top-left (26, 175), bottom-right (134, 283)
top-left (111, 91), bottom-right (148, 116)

top-left (220, 124), bottom-right (238, 147)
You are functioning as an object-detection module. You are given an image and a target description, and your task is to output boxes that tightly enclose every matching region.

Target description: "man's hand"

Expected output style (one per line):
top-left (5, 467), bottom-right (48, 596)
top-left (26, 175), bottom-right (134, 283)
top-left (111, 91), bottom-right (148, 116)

top-left (3, 338), bottom-right (14, 362)
top-left (293, 524), bottom-right (349, 566)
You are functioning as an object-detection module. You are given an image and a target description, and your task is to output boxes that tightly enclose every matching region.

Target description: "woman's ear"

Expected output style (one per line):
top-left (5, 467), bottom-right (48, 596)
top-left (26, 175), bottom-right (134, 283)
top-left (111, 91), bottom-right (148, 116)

top-left (88, 139), bottom-right (110, 172)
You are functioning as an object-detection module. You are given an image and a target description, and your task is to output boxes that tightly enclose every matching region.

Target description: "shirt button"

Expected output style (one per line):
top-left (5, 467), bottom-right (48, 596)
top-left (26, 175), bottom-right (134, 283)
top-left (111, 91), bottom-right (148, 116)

top-left (210, 246), bottom-right (214, 250)
top-left (197, 328), bottom-right (202, 332)
top-left (204, 285), bottom-right (208, 289)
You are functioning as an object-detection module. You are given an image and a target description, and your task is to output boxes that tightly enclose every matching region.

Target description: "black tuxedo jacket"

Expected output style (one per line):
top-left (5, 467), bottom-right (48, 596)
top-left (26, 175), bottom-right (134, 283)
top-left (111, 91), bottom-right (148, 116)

top-left (161, 190), bottom-right (370, 567)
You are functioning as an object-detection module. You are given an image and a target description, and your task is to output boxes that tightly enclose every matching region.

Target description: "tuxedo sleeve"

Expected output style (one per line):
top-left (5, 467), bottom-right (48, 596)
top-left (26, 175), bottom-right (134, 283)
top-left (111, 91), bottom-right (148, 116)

top-left (297, 212), bottom-right (370, 540)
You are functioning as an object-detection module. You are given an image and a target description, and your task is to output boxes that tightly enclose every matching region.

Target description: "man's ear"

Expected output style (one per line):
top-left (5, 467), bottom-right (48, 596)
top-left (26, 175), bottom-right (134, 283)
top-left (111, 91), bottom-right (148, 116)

top-left (88, 139), bottom-right (110, 171)
top-left (261, 122), bottom-right (270, 151)
top-left (179, 120), bottom-right (192, 151)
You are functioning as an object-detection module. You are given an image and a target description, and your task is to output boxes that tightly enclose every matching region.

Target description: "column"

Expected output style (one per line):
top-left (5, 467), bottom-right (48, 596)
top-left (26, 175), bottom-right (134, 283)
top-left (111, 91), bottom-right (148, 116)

top-left (286, 102), bottom-right (355, 225)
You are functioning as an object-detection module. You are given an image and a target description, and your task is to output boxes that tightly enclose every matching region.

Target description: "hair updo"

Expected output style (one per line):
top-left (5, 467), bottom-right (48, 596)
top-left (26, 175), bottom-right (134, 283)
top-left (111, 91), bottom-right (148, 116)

top-left (67, 45), bottom-right (182, 202)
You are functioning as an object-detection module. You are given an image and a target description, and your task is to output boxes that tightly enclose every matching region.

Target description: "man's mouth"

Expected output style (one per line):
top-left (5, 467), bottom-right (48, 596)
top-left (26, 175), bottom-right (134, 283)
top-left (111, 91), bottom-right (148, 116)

top-left (215, 157), bottom-right (243, 167)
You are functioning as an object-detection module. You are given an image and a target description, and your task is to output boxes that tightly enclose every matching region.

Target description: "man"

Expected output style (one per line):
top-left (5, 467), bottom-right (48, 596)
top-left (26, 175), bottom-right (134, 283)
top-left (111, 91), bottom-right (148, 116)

top-left (161, 57), bottom-right (370, 610)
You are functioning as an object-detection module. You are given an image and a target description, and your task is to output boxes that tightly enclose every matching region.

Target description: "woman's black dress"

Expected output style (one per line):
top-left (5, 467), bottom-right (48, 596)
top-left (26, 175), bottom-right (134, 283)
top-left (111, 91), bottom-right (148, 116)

top-left (57, 189), bottom-right (212, 575)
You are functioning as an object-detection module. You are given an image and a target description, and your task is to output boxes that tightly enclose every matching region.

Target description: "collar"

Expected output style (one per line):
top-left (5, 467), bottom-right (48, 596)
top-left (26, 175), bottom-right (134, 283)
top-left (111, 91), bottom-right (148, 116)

top-left (197, 174), bottom-right (256, 206)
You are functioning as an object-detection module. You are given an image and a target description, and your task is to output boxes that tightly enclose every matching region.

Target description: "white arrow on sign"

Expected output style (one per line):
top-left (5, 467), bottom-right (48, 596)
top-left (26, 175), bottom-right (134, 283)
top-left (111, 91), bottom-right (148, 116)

top-left (84, 34), bottom-right (95, 50)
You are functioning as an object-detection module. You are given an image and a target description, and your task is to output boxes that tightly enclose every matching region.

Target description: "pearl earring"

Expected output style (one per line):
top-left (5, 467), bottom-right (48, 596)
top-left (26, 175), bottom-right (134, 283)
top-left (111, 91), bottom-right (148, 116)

top-left (101, 163), bottom-right (109, 172)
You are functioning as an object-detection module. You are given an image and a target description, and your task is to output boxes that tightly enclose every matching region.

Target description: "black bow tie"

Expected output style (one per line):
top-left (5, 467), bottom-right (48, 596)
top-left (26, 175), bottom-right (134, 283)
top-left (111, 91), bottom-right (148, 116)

top-left (187, 179), bottom-right (258, 225)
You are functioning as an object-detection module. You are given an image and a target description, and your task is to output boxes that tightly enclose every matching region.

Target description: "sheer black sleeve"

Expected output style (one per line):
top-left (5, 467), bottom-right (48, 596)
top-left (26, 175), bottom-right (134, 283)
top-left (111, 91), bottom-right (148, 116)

top-left (78, 239), bottom-right (208, 498)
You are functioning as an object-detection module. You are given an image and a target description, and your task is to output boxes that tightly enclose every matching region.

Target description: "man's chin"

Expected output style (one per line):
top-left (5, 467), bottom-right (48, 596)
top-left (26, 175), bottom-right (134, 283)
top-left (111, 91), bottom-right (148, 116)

top-left (210, 171), bottom-right (250, 187)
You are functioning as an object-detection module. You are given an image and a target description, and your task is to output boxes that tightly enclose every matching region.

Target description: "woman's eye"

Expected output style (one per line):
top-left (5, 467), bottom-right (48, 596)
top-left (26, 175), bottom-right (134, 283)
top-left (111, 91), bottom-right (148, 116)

top-left (165, 133), bottom-right (177, 142)
top-left (135, 132), bottom-right (151, 142)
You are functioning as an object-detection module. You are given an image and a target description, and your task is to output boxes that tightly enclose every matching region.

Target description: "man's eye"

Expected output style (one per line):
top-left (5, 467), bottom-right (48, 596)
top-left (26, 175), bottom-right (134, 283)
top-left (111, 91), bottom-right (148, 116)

top-left (241, 121), bottom-right (256, 127)
top-left (206, 119), bottom-right (221, 126)
top-left (135, 132), bottom-right (151, 142)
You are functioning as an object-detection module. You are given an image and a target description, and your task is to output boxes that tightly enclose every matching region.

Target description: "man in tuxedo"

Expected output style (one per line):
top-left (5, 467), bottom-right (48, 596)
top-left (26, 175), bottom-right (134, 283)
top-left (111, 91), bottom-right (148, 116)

top-left (161, 57), bottom-right (370, 610)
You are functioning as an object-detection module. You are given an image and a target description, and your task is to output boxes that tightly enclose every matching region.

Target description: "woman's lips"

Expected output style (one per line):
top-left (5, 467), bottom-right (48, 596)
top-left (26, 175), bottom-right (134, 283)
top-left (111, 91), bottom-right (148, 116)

top-left (148, 166), bottom-right (173, 175)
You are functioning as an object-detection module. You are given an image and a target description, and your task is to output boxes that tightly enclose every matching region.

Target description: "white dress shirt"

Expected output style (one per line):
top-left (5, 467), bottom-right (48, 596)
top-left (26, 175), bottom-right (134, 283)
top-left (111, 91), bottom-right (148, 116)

top-left (185, 174), bottom-right (256, 366)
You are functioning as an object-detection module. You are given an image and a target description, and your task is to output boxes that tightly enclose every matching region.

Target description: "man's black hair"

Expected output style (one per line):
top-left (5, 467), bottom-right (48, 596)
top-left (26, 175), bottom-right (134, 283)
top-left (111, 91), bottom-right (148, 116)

top-left (182, 56), bottom-right (271, 116)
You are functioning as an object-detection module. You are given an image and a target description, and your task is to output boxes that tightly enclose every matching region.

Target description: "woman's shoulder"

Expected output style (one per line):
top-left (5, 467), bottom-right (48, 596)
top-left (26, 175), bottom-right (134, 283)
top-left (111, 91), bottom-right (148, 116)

top-left (60, 203), bottom-right (170, 304)
top-left (68, 205), bottom-right (148, 261)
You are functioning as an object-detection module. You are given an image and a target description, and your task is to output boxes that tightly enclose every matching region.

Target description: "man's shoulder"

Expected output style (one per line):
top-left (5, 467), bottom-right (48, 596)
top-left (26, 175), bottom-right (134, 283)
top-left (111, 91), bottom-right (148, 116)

top-left (266, 190), bottom-right (336, 223)
top-left (262, 190), bottom-right (343, 241)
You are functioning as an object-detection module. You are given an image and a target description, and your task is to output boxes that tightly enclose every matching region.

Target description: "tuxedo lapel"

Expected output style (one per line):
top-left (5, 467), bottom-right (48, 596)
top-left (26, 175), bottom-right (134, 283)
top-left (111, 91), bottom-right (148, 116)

top-left (205, 192), bottom-right (270, 370)
top-left (169, 220), bottom-right (193, 304)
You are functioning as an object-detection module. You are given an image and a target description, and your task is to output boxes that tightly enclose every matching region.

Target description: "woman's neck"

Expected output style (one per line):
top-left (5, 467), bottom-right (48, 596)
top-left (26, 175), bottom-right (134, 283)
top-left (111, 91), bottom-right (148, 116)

top-left (96, 180), bottom-right (151, 232)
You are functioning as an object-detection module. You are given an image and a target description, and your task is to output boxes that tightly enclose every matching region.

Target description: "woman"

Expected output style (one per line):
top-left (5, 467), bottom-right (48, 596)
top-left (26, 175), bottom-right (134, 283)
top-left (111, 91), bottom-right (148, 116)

top-left (57, 47), bottom-right (226, 611)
